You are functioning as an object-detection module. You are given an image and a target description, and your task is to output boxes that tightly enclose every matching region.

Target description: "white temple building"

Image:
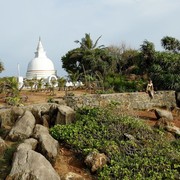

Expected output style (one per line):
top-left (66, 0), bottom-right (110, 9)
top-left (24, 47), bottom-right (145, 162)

top-left (26, 38), bottom-right (57, 81)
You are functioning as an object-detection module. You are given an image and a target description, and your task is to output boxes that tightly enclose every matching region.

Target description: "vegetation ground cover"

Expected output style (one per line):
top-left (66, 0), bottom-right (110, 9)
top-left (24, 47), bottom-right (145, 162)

top-left (50, 105), bottom-right (180, 179)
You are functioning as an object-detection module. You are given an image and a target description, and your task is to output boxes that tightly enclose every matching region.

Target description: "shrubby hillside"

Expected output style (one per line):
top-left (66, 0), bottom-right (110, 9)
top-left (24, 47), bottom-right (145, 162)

top-left (50, 105), bottom-right (180, 179)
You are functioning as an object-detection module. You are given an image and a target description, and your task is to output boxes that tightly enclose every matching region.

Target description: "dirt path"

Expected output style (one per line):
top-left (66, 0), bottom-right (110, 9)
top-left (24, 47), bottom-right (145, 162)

top-left (54, 145), bottom-right (95, 180)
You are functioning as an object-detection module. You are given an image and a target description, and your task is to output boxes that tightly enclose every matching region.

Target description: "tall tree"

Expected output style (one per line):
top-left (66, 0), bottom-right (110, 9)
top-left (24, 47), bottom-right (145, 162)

top-left (62, 33), bottom-right (114, 81)
top-left (140, 40), bottom-right (156, 74)
top-left (161, 36), bottom-right (180, 53)
top-left (74, 33), bottom-right (104, 50)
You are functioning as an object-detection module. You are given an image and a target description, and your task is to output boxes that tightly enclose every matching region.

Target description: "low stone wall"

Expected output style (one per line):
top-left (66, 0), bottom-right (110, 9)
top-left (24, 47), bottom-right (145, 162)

top-left (65, 91), bottom-right (177, 110)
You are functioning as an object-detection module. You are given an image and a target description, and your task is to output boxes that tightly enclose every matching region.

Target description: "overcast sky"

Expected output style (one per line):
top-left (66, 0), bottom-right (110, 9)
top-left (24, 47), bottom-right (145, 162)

top-left (0, 0), bottom-right (180, 78)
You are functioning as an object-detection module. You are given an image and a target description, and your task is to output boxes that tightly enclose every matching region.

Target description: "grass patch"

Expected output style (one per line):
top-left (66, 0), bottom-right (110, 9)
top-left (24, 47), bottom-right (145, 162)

top-left (0, 141), bottom-right (19, 179)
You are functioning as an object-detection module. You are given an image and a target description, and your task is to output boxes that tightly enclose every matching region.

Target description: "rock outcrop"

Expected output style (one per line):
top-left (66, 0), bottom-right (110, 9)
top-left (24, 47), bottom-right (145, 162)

top-left (0, 103), bottom-right (88, 179)
top-left (33, 124), bottom-right (59, 163)
top-left (56, 105), bottom-right (76, 125)
top-left (8, 110), bottom-right (36, 141)
top-left (153, 108), bottom-right (173, 120)
top-left (6, 140), bottom-right (60, 180)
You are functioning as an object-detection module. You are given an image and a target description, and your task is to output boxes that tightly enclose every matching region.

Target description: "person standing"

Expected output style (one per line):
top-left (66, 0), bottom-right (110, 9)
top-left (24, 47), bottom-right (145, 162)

top-left (146, 79), bottom-right (154, 99)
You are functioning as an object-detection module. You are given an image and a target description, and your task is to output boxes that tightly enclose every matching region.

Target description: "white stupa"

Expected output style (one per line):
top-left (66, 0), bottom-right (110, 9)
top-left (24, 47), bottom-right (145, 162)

top-left (26, 38), bottom-right (56, 80)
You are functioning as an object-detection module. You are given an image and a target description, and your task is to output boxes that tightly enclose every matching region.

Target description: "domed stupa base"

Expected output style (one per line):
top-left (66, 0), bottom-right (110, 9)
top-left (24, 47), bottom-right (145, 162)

top-left (26, 38), bottom-right (56, 80)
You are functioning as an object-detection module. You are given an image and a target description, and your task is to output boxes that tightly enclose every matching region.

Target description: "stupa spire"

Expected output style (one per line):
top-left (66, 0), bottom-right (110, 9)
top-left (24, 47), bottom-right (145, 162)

top-left (35, 37), bottom-right (46, 58)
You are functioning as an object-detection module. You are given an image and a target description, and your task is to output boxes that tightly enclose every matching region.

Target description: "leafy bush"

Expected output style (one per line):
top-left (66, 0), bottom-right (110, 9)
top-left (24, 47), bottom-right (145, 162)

top-left (50, 106), bottom-right (180, 179)
top-left (104, 74), bottom-right (145, 93)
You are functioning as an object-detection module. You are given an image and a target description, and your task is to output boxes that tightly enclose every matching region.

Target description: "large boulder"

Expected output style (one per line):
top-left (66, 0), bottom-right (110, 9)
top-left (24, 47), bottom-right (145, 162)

top-left (38, 132), bottom-right (59, 163)
top-left (6, 143), bottom-right (60, 180)
top-left (42, 114), bottom-right (50, 128)
top-left (55, 105), bottom-right (76, 125)
top-left (11, 106), bottom-right (25, 122)
top-left (23, 138), bottom-right (38, 150)
top-left (33, 124), bottom-right (59, 163)
top-left (153, 108), bottom-right (173, 120)
top-left (33, 124), bottom-right (49, 139)
top-left (8, 110), bottom-right (36, 141)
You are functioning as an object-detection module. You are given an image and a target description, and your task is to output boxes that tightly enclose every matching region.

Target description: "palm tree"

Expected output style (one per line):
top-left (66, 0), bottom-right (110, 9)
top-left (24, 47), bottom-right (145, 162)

top-left (74, 33), bottom-right (104, 50)
top-left (4, 77), bottom-right (19, 97)
top-left (57, 77), bottom-right (66, 91)
top-left (36, 78), bottom-right (44, 92)
top-left (27, 79), bottom-right (36, 92)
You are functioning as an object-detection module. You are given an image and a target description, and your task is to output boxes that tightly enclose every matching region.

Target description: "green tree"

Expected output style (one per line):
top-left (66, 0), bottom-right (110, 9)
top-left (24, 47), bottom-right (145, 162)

top-left (2, 77), bottom-right (19, 97)
top-left (0, 61), bottom-right (4, 73)
top-left (161, 36), bottom-right (180, 53)
top-left (0, 77), bottom-right (21, 105)
top-left (57, 77), bottom-right (66, 91)
top-left (74, 33), bottom-right (104, 50)
top-left (36, 78), bottom-right (44, 92)
top-left (62, 33), bottom-right (114, 83)
top-left (149, 51), bottom-right (180, 90)
top-left (140, 40), bottom-right (155, 68)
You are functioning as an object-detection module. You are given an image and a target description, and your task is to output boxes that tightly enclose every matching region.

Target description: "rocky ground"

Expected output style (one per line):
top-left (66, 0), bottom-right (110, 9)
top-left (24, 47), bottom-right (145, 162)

top-left (0, 89), bottom-right (179, 179)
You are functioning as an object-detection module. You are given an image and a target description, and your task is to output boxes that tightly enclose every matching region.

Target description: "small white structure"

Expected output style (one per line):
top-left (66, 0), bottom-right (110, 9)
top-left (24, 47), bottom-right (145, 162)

top-left (17, 76), bottom-right (24, 89)
top-left (26, 38), bottom-right (56, 80)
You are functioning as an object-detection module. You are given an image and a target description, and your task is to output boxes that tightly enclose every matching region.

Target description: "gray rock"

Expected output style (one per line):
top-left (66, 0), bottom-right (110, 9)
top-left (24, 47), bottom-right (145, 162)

top-left (42, 114), bottom-right (50, 128)
top-left (38, 132), bottom-right (59, 163)
top-left (7, 147), bottom-right (60, 180)
top-left (84, 151), bottom-right (108, 172)
top-left (33, 124), bottom-right (59, 163)
top-left (8, 110), bottom-right (36, 141)
top-left (153, 108), bottom-right (173, 120)
top-left (56, 105), bottom-right (76, 125)
top-left (124, 133), bottom-right (136, 141)
top-left (33, 124), bottom-right (49, 139)
top-left (11, 106), bottom-right (25, 121)
top-left (51, 98), bottom-right (66, 105)
top-left (24, 138), bottom-right (38, 150)
top-left (17, 142), bottom-right (34, 151)
top-left (31, 106), bottom-right (43, 124)
top-left (166, 125), bottom-right (180, 136)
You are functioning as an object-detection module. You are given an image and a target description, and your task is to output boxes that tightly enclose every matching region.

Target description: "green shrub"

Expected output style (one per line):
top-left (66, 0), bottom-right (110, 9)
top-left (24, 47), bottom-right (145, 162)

top-left (50, 106), bottom-right (180, 179)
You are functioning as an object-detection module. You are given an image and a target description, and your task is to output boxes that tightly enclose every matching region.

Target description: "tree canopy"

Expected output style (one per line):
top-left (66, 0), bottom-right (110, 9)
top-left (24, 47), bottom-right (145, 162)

top-left (62, 34), bottom-right (116, 82)
top-left (161, 36), bottom-right (180, 53)
top-left (61, 34), bottom-right (180, 92)
top-left (0, 61), bottom-right (4, 73)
